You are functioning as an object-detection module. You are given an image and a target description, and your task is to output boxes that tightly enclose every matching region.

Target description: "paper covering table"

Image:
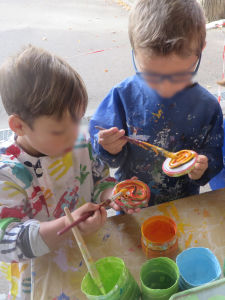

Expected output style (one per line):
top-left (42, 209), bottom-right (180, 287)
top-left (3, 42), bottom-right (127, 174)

top-left (33, 188), bottom-right (225, 299)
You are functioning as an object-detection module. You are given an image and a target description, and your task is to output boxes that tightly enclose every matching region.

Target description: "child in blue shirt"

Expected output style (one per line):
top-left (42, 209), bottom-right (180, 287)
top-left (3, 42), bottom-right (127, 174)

top-left (90, 0), bottom-right (223, 205)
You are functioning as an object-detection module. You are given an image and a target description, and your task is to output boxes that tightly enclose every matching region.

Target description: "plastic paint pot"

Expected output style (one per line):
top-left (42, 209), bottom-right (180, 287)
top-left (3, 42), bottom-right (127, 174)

top-left (176, 247), bottom-right (221, 290)
top-left (81, 256), bottom-right (141, 300)
top-left (141, 216), bottom-right (178, 258)
top-left (140, 257), bottom-right (179, 300)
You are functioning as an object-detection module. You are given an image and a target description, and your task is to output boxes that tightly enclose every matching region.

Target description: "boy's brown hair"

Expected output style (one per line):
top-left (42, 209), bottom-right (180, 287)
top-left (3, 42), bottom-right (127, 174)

top-left (129, 0), bottom-right (206, 57)
top-left (0, 45), bottom-right (88, 127)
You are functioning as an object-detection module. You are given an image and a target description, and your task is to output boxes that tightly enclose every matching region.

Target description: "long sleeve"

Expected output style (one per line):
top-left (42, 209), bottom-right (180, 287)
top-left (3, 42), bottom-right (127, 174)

top-left (89, 87), bottom-right (128, 168)
top-left (192, 103), bottom-right (224, 186)
top-left (0, 170), bottom-right (49, 263)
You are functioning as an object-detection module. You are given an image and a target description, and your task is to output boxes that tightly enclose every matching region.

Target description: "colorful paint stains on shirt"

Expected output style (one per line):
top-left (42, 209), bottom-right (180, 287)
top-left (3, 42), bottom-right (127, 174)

top-left (0, 134), bottom-right (116, 299)
top-left (90, 76), bottom-right (223, 205)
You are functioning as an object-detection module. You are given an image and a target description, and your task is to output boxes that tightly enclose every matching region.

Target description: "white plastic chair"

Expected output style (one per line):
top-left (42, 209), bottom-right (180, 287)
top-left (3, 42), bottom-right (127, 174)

top-left (0, 129), bottom-right (13, 143)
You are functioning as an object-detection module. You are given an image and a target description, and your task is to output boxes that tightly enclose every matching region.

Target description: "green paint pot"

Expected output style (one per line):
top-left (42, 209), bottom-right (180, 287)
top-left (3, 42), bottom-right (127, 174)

top-left (140, 257), bottom-right (179, 300)
top-left (81, 256), bottom-right (141, 300)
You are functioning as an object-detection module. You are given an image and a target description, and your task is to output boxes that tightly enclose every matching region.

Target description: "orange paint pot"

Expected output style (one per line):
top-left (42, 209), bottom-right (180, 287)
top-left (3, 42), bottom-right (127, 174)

top-left (141, 216), bottom-right (178, 259)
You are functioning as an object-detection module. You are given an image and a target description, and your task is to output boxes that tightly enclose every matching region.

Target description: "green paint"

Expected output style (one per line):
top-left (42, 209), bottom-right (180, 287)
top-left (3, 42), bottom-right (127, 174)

top-left (81, 256), bottom-right (140, 300)
top-left (75, 164), bottom-right (89, 184)
top-left (140, 257), bottom-right (179, 300)
top-left (87, 142), bottom-right (94, 161)
top-left (0, 217), bottom-right (20, 240)
top-left (93, 181), bottom-right (116, 202)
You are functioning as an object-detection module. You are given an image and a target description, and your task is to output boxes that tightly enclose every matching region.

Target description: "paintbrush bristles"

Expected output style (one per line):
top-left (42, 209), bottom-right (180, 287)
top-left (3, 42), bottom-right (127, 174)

top-left (217, 79), bottom-right (225, 86)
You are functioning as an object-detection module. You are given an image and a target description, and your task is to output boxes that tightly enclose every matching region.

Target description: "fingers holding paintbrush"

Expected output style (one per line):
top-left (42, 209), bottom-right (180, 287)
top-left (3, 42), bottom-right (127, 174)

top-left (59, 202), bottom-right (107, 236)
top-left (57, 191), bottom-right (123, 236)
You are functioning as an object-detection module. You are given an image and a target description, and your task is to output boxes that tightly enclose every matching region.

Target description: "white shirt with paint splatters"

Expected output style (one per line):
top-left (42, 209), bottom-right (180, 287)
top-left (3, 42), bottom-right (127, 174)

top-left (0, 134), bottom-right (116, 300)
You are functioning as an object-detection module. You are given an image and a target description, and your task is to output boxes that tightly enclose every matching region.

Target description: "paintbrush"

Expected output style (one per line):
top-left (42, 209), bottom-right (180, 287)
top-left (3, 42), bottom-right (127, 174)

top-left (95, 126), bottom-right (177, 159)
top-left (57, 191), bottom-right (123, 236)
top-left (64, 207), bottom-right (106, 295)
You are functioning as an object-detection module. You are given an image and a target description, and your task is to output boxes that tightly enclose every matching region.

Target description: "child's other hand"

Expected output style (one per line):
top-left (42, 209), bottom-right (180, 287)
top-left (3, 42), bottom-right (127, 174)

top-left (188, 155), bottom-right (208, 180)
top-left (98, 127), bottom-right (127, 155)
top-left (71, 203), bottom-right (107, 236)
top-left (109, 201), bottom-right (141, 214)
top-left (110, 176), bottom-right (141, 214)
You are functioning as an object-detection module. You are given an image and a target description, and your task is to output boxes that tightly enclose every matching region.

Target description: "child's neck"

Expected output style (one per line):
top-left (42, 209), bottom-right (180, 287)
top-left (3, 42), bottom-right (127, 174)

top-left (16, 136), bottom-right (44, 157)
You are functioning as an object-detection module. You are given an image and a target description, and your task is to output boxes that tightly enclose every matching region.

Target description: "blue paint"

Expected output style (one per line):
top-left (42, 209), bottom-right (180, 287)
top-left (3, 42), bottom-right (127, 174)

top-left (102, 233), bottom-right (110, 242)
top-left (79, 261), bottom-right (83, 267)
top-left (2, 160), bottom-right (33, 188)
top-left (58, 292), bottom-right (70, 300)
top-left (0, 147), bottom-right (7, 154)
top-left (176, 247), bottom-right (221, 290)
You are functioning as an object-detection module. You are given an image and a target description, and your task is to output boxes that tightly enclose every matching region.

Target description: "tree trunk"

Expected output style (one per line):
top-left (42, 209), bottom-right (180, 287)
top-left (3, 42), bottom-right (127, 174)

top-left (199, 0), bottom-right (225, 22)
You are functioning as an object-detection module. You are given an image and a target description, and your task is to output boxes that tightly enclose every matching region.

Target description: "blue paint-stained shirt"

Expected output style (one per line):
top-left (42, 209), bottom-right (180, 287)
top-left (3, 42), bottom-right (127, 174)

top-left (90, 75), bottom-right (224, 205)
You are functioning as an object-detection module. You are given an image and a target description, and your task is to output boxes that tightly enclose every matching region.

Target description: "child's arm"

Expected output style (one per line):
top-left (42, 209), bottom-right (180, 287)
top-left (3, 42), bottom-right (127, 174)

top-left (188, 103), bottom-right (223, 184)
top-left (0, 180), bottom-right (106, 263)
top-left (89, 87), bottom-right (128, 168)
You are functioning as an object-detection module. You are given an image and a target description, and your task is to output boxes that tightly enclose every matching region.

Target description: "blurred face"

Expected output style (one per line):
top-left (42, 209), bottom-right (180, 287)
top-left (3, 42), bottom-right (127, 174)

top-left (135, 49), bottom-right (199, 98)
top-left (17, 112), bottom-right (82, 157)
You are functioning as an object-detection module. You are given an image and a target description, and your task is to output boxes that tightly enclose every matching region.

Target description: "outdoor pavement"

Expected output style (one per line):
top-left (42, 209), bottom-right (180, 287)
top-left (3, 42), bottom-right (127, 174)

top-left (0, 0), bottom-right (225, 296)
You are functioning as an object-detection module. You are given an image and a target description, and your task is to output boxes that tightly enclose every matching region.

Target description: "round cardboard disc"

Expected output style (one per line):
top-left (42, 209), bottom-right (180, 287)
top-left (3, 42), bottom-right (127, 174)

top-left (162, 151), bottom-right (198, 177)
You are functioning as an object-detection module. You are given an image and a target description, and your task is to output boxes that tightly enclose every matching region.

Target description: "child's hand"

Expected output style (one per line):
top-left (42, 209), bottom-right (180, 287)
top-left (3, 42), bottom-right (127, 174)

top-left (98, 127), bottom-right (127, 155)
top-left (109, 176), bottom-right (142, 214)
top-left (110, 200), bottom-right (141, 214)
top-left (188, 155), bottom-right (208, 180)
top-left (70, 203), bottom-right (107, 236)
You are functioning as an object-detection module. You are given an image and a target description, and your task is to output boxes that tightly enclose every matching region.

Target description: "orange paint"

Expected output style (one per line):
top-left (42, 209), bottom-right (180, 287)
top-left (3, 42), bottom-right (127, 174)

top-left (169, 150), bottom-right (195, 169)
top-left (144, 220), bottom-right (175, 243)
top-left (203, 209), bottom-right (211, 217)
top-left (177, 222), bottom-right (190, 235)
top-left (113, 179), bottom-right (150, 209)
top-left (142, 216), bottom-right (177, 244)
top-left (185, 233), bottom-right (193, 248)
top-left (194, 208), bottom-right (200, 215)
top-left (141, 215), bottom-right (178, 258)
top-left (170, 203), bottom-right (180, 221)
top-left (157, 203), bottom-right (171, 217)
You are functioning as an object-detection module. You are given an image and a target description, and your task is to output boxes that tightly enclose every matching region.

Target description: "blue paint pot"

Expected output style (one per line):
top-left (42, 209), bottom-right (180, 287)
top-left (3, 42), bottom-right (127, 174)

top-left (176, 247), bottom-right (221, 290)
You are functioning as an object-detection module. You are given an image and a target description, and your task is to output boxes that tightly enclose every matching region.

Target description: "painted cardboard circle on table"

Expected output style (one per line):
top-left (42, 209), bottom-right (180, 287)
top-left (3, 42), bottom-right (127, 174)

top-left (162, 151), bottom-right (197, 177)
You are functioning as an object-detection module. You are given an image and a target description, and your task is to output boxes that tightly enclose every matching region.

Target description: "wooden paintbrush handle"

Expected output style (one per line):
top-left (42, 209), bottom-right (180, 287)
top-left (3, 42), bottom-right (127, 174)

top-left (64, 207), bottom-right (106, 295)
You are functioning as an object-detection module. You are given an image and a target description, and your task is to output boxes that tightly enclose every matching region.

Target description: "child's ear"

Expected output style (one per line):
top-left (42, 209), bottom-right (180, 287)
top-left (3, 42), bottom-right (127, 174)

top-left (8, 115), bottom-right (28, 136)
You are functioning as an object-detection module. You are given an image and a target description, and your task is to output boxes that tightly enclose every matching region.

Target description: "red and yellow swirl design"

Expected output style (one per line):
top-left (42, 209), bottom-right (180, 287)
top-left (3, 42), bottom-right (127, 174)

top-left (169, 150), bottom-right (196, 169)
top-left (113, 179), bottom-right (150, 209)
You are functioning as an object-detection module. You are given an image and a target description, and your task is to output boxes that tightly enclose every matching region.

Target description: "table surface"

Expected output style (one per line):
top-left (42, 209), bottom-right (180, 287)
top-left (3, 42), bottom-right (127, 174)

top-left (33, 188), bottom-right (225, 299)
